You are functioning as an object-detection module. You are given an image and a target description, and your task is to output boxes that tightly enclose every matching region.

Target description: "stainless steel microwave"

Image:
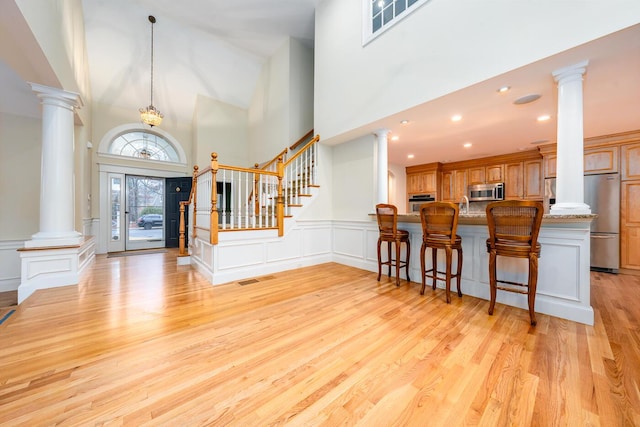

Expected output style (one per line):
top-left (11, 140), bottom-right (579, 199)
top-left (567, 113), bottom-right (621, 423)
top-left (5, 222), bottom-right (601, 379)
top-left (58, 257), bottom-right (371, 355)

top-left (468, 183), bottom-right (504, 202)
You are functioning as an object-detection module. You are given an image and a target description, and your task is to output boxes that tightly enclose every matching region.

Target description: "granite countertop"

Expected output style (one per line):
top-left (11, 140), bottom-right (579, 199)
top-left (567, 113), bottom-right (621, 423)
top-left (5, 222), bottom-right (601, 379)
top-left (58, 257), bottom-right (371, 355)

top-left (390, 212), bottom-right (597, 225)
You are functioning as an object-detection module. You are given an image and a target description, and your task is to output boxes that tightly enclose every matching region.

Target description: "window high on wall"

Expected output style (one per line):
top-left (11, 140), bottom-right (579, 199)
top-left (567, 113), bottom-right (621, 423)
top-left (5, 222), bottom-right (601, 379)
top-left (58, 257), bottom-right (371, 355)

top-left (363, 0), bottom-right (431, 44)
top-left (108, 131), bottom-right (180, 163)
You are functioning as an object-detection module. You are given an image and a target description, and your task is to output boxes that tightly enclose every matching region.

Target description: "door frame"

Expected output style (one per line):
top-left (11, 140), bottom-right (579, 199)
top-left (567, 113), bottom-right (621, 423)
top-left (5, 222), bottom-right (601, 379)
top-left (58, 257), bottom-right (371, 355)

top-left (98, 163), bottom-right (187, 254)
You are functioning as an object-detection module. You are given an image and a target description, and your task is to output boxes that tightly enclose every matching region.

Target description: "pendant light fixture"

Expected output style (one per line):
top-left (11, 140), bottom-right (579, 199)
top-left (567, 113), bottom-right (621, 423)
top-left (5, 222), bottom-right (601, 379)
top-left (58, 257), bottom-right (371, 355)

top-left (139, 15), bottom-right (163, 127)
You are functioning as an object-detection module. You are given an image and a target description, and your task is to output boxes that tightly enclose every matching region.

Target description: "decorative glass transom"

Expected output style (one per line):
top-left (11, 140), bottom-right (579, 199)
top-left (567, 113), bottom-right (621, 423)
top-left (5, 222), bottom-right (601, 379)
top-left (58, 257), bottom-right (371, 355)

top-left (108, 131), bottom-right (180, 162)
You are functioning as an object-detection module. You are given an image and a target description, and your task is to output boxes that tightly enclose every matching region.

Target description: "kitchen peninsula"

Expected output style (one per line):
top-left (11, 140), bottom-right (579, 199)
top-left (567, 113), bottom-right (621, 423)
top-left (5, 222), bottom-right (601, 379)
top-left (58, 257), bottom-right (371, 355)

top-left (370, 212), bottom-right (596, 325)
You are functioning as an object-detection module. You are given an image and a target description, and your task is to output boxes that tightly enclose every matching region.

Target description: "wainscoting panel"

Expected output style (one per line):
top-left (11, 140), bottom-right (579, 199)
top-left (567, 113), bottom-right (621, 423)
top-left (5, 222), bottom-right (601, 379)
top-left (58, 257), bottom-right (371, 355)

top-left (0, 240), bottom-right (23, 292)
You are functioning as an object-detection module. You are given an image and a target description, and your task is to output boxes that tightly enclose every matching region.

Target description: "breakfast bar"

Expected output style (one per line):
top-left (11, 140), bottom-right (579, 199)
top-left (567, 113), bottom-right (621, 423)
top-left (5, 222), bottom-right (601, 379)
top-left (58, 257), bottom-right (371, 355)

top-left (376, 213), bottom-right (596, 325)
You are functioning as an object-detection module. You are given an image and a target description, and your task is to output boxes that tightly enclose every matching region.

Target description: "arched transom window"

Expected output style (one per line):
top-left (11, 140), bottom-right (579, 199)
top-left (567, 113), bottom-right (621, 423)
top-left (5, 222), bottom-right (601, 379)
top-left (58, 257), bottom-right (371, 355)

top-left (108, 131), bottom-right (180, 162)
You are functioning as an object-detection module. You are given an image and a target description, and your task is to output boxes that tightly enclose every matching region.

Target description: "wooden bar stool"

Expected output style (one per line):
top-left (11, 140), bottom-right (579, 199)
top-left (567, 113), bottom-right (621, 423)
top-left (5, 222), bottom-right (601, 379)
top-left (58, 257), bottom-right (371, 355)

top-left (375, 204), bottom-right (410, 287)
top-left (486, 200), bottom-right (544, 326)
top-left (419, 202), bottom-right (463, 303)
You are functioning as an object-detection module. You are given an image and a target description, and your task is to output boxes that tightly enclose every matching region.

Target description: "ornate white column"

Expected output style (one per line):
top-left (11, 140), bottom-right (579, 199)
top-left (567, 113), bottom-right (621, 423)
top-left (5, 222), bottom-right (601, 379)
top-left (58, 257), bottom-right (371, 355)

top-left (26, 83), bottom-right (83, 247)
top-left (374, 129), bottom-right (390, 205)
top-left (550, 60), bottom-right (591, 215)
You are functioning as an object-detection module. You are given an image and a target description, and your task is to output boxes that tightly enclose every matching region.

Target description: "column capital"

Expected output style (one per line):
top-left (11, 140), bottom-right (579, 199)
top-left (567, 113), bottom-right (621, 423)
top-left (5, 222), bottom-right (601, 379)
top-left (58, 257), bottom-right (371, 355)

top-left (373, 128), bottom-right (391, 138)
top-left (29, 82), bottom-right (83, 111)
top-left (552, 60), bottom-right (589, 84)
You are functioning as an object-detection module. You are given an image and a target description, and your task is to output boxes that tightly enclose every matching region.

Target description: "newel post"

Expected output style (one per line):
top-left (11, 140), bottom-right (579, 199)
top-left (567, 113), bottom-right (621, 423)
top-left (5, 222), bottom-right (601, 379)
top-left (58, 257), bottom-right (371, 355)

top-left (211, 153), bottom-right (219, 245)
top-left (191, 165), bottom-right (199, 240)
top-left (178, 202), bottom-right (187, 255)
top-left (277, 156), bottom-right (284, 237)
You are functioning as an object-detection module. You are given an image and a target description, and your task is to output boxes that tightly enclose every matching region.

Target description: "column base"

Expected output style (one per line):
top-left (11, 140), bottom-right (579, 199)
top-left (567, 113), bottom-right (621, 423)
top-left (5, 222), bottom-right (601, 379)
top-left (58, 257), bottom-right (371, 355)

top-left (25, 231), bottom-right (83, 248)
top-left (550, 202), bottom-right (591, 215)
top-left (18, 236), bottom-right (95, 304)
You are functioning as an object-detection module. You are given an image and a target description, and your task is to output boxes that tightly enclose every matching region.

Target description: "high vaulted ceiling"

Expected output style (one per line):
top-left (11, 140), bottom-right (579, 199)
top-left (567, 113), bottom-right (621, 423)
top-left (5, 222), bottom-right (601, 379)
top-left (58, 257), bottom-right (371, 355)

top-left (82, 0), bottom-right (318, 124)
top-left (1, 2), bottom-right (638, 167)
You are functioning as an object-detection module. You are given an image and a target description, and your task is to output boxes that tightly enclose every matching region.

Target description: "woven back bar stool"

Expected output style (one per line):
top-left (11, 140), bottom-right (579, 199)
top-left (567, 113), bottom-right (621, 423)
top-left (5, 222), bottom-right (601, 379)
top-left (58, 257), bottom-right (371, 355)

top-left (375, 204), bottom-right (411, 287)
top-left (419, 202), bottom-right (463, 303)
top-left (486, 200), bottom-right (544, 326)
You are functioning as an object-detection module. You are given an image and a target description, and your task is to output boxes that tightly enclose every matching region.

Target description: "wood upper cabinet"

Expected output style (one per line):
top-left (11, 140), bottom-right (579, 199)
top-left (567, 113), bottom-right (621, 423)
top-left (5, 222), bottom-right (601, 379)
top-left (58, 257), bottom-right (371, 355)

top-left (621, 180), bottom-right (640, 269)
top-left (622, 143), bottom-right (640, 181)
top-left (584, 146), bottom-right (618, 175)
top-left (441, 171), bottom-right (453, 201)
top-left (504, 162), bottom-right (523, 199)
top-left (544, 154), bottom-right (557, 178)
top-left (453, 169), bottom-right (468, 201)
top-left (468, 167), bottom-right (485, 185)
top-left (486, 165), bottom-right (504, 183)
top-left (407, 170), bottom-right (438, 194)
top-left (406, 164), bottom-right (440, 195)
top-left (523, 159), bottom-right (543, 199)
top-left (468, 165), bottom-right (503, 185)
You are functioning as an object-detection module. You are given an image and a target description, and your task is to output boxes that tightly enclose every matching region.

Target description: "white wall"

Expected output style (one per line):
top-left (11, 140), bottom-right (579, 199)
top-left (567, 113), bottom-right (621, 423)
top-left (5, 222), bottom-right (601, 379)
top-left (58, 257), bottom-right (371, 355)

top-left (314, 0), bottom-right (640, 142)
top-left (249, 39), bottom-right (290, 164)
top-left (288, 38), bottom-right (314, 145)
top-left (331, 135), bottom-right (376, 220)
top-left (0, 112), bottom-right (41, 240)
top-left (249, 38), bottom-right (315, 164)
top-left (388, 162), bottom-right (407, 213)
top-left (194, 95), bottom-right (249, 168)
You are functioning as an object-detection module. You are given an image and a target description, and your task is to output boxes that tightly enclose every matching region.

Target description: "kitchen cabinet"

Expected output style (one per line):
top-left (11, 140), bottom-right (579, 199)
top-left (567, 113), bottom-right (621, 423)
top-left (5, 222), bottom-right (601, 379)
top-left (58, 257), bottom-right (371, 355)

top-left (441, 171), bottom-right (453, 201)
top-left (621, 180), bottom-right (640, 270)
top-left (544, 154), bottom-right (557, 178)
top-left (504, 162), bottom-right (523, 199)
top-left (543, 146), bottom-right (618, 178)
top-left (406, 164), bottom-right (440, 195)
top-left (453, 170), bottom-right (468, 201)
top-left (468, 165), bottom-right (503, 185)
top-left (523, 160), bottom-right (543, 199)
top-left (468, 167), bottom-right (485, 185)
top-left (621, 143), bottom-right (640, 181)
top-left (584, 146), bottom-right (618, 174)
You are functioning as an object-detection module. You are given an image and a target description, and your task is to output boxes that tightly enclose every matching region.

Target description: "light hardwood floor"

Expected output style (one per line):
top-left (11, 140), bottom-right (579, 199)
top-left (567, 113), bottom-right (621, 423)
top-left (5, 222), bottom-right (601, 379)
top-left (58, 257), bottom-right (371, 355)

top-left (0, 249), bottom-right (638, 426)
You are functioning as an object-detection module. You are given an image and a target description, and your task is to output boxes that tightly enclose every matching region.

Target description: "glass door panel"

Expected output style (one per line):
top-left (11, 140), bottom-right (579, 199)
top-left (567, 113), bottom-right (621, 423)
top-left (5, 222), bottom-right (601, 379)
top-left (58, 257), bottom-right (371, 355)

top-left (126, 175), bottom-right (165, 250)
top-left (107, 173), bottom-right (125, 252)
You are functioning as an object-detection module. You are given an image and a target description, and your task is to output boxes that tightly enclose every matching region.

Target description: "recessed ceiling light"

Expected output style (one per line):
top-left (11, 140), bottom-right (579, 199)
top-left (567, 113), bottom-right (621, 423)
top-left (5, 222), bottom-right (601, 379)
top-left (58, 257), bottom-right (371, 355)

top-left (400, 120), bottom-right (409, 124)
top-left (407, 154), bottom-right (414, 159)
top-left (498, 86), bottom-right (510, 93)
top-left (513, 94), bottom-right (541, 105)
top-left (537, 114), bottom-right (551, 122)
top-left (391, 136), bottom-right (399, 141)
top-left (463, 143), bottom-right (472, 148)
top-left (451, 114), bottom-right (462, 122)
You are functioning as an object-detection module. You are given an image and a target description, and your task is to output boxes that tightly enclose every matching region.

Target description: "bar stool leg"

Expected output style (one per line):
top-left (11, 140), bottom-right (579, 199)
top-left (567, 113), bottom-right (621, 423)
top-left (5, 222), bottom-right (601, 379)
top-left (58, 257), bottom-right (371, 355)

top-left (528, 254), bottom-right (539, 326)
top-left (431, 248), bottom-right (438, 290)
top-left (405, 238), bottom-right (411, 283)
top-left (420, 243), bottom-right (427, 295)
top-left (456, 246), bottom-right (463, 297)
top-left (387, 241), bottom-right (392, 278)
top-left (395, 239), bottom-right (401, 287)
top-left (488, 250), bottom-right (497, 315)
top-left (445, 245), bottom-right (452, 304)
top-left (376, 238), bottom-right (382, 281)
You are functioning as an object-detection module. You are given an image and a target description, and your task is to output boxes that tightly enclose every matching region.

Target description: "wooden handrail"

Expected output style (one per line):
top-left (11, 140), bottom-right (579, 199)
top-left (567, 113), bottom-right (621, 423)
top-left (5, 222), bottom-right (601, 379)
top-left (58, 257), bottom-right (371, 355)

top-left (216, 163), bottom-right (280, 176)
top-left (261, 147), bottom-right (288, 171)
top-left (289, 129), bottom-right (314, 151)
top-left (284, 134), bottom-right (320, 167)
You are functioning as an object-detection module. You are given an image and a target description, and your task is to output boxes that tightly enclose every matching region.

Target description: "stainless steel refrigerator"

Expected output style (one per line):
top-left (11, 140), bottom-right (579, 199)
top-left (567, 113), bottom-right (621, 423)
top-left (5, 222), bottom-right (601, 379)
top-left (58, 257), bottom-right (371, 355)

top-left (544, 173), bottom-right (620, 272)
